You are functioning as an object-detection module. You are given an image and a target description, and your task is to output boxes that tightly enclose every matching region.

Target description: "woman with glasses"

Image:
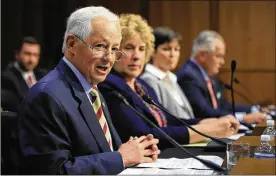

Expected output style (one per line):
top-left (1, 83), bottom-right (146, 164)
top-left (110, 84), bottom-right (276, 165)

top-left (98, 14), bottom-right (239, 149)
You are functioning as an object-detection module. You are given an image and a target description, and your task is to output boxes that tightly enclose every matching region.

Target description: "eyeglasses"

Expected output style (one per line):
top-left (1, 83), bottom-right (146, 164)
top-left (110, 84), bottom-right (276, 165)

top-left (74, 35), bottom-right (124, 61)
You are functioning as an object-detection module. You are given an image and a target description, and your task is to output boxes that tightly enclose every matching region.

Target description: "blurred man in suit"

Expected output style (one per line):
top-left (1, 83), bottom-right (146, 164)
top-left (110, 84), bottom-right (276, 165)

top-left (1, 36), bottom-right (47, 112)
top-left (12, 6), bottom-right (160, 174)
top-left (177, 30), bottom-right (266, 125)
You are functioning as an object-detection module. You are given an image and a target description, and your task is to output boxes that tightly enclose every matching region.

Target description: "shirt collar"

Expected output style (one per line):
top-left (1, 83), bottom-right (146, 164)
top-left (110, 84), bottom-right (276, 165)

top-left (14, 61), bottom-right (33, 75)
top-left (144, 63), bottom-right (177, 83)
top-left (14, 61), bottom-right (35, 80)
top-left (190, 58), bottom-right (209, 81)
top-left (62, 57), bottom-right (93, 94)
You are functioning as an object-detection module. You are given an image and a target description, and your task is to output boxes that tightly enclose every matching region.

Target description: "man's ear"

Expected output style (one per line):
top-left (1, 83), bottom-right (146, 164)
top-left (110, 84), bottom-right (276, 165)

top-left (197, 50), bottom-right (207, 62)
top-left (66, 35), bottom-right (77, 53)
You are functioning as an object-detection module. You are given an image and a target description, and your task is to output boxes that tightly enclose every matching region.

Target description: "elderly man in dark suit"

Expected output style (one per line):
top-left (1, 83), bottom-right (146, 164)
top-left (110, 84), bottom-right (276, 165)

top-left (12, 6), bottom-right (160, 175)
top-left (1, 36), bottom-right (47, 112)
top-left (177, 30), bottom-right (266, 125)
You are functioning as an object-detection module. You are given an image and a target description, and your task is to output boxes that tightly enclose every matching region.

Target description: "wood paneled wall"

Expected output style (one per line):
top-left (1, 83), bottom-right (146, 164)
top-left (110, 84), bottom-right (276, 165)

top-left (218, 1), bottom-right (275, 105)
top-left (149, 1), bottom-right (210, 71)
top-left (148, 0), bottom-right (275, 105)
top-left (2, 0), bottom-right (275, 105)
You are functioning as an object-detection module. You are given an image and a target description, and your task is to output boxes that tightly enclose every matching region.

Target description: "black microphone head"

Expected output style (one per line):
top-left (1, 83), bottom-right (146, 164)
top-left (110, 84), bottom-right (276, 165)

top-left (224, 84), bottom-right (232, 90)
top-left (141, 94), bottom-right (153, 104)
top-left (110, 91), bottom-right (130, 105)
top-left (234, 77), bottom-right (240, 84)
top-left (231, 60), bottom-right (237, 72)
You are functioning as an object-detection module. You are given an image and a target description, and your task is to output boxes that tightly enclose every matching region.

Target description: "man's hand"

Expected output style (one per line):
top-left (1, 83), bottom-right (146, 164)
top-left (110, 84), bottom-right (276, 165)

top-left (224, 115), bottom-right (240, 134)
top-left (260, 105), bottom-right (275, 113)
top-left (243, 112), bottom-right (266, 124)
top-left (199, 118), bottom-right (218, 124)
top-left (209, 115), bottom-right (239, 138)
top-left (118, 134), bottom-right (160, 167)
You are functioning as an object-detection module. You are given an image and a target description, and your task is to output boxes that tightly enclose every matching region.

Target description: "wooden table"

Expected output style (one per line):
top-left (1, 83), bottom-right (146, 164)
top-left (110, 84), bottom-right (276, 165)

top-left (230, 158), bottom-right (276, 175)
top-left (225, 125), bottom-right (276, 174)
top-left (250, 120), bottom-right (276, 136)
top-left (235, 136), bottom-right (276, 146)
top-left (255, 120), bottom-right (276, 128)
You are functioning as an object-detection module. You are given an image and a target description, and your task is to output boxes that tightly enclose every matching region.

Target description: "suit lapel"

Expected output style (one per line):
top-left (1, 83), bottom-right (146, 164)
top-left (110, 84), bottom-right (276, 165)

top-left (189, 60), bottom-right (216, 105)
top-left (128, 85), bottom-right (160, 126)
top-left (109, 73), bottom-right (160, 126)
top-left (56, 60), bottom-right (111, 152)
top-left (188, 61), bottom-right (208, 91)
top-left (103, 73), bottom-right (161, 128)
top-left (11, 67), bottom-right (29, 98)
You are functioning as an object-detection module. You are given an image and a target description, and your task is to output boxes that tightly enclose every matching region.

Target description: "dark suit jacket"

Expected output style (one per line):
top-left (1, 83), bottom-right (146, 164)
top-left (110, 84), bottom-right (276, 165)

top-left (12, 60), bottom-right (124, 174)
top-left (98, 71), bottom-right (200, 149)
top-left (177, 59), bottom-right (251, 118)
top-left (1, 63), bottom-right (47, 112)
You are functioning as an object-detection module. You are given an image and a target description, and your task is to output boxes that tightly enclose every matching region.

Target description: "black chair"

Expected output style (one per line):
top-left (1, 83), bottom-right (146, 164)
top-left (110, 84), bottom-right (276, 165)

top-left (1, 111), bottom-right (18, 174)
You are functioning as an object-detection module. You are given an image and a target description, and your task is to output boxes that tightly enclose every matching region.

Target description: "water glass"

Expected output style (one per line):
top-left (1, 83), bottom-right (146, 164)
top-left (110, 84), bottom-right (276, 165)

top-left (227, 142), bottom-right (250, 170)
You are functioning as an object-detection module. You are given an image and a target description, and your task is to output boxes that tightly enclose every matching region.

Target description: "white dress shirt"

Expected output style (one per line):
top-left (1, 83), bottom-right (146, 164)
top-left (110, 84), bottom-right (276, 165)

top-left (14, 61), bottom-right (37, 87)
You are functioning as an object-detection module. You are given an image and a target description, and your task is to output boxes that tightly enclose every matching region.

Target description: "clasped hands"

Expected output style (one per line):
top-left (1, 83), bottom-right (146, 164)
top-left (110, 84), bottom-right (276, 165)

top-left (118, 134), bottom-right (160, 167)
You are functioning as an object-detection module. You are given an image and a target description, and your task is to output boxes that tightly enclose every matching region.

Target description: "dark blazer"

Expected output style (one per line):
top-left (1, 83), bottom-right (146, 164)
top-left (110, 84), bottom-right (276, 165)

top-left (12, 60), bottom-right (124, 174)
top-left (176, 59), bottom-right (251, 118)
top-left (98, 71), bottom-right (200, 150)
top-left (1, 63), bottom-right (47, 112)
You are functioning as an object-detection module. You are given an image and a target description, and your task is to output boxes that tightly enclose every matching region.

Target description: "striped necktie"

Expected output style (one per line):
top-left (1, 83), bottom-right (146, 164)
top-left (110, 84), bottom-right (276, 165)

top-left (206, 77), bottom-right (218, 109)
top-left (90, 86), bottom-right (113, 150)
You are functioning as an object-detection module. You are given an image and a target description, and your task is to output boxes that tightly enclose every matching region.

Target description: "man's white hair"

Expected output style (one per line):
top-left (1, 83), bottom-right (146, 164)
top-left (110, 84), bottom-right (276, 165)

top-left (62, 6), bottom-right (119, 53)
top-left (191, 30), bottom-right (224, 58)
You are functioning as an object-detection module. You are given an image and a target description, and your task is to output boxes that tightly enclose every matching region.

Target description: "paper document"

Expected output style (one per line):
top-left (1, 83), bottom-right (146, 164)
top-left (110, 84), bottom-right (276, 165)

top-left (119, 167), bottom-right (215, 175)
top-left (239, 124), bottom-right (249, 130)
top-left (119, 156), bottom-right (224, 175)
top-left (227, 133), bottom-right (245, 140)
top-left (135, 155), bottom-right (223, 170)
top-left (182, 138), bottom-right (211, 147)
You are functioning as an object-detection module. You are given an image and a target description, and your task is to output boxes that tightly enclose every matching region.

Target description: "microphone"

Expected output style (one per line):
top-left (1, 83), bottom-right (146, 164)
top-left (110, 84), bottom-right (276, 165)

top-left (233, 77), bottom-right (259, 105)
top-left (230, 60), bottom-right (254, 130)
top-left (233, 77), bottom-right (240, 84)
top-left (224, 83), bottom-right (255, 105)
top-left (141, 94), bottom-right (227, 146)
top-left (111, 91), bottom-right (228, 173)
top-left (224, 84), bottom-right (276, 119)
top-left (230, 60), bottom-right (236, 116)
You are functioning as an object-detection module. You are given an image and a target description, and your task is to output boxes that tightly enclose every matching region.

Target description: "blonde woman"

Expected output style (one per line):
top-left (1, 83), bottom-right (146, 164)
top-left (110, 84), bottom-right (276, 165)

top-left (98, 14), bottom-right (239, 149)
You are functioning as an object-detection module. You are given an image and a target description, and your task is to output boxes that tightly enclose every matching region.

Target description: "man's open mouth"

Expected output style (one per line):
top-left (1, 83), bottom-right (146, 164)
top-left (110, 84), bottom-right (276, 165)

top-left (96, 66), bottom-right (108, 72)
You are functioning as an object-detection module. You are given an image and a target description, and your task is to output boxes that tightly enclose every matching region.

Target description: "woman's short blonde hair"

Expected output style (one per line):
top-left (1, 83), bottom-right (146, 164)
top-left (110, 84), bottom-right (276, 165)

top-left (119, 14), bottom-right (155, 62)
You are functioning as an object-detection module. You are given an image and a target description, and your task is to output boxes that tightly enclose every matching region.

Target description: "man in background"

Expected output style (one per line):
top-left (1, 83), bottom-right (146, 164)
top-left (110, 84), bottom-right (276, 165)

top-left (177, 30), bottom-right (266, 125)
top-left (1, 36), bottom-right (47, 112)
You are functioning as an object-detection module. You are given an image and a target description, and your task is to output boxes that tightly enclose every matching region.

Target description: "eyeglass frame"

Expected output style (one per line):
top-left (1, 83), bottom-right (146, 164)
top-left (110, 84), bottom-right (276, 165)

top-left (74, 35), bottom-right (125, 61)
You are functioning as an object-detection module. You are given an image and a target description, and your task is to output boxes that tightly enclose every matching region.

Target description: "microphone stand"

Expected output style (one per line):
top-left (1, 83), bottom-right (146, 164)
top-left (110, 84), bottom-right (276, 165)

top-left (224, 84), bottom-right (255, 105)
top-left (230, 60), bottom-right (254, 130)
top-left (230, 60), bottom-right (236, 117)
top-left (234, 78), bottom-right (258, 105)
top-left (111, 91), bottom-right (228, 173)
top-left (233, 79), bottom-right (276, 119)
top-left (141, 95), bottom-right (227, 146)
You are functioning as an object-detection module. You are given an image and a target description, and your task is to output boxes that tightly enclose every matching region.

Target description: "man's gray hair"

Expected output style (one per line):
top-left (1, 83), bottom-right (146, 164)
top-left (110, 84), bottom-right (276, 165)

top-left (191, 30), bottom-right (224, 58)
top-left (62, 6), bottom-right (119, 53)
